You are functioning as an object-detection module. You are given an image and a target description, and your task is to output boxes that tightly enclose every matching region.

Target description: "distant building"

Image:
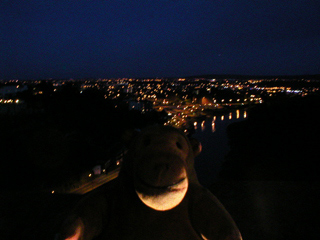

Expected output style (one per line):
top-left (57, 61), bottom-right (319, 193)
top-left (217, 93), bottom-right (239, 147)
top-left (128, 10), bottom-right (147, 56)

top-left (0, 85), bottom-right (28, 98)
top-left (92, 165), bottom-right (102, 175)
top-left (201, 97), bottom-right (212, 105)
top-left (123, 86), bottom-right (133, 93)
top-left (128, 100), bottom-right (153, 112)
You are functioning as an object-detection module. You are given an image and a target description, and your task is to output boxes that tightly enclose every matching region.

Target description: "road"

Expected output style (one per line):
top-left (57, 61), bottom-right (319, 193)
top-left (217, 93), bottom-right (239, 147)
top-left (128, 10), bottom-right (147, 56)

top-left (67, 168), bottom-right (120, 195)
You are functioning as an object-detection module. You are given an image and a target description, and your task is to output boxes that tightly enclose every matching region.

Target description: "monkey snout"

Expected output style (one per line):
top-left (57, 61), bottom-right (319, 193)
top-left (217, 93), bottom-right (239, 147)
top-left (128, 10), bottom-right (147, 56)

top-left (141, 159), bottom-right (186, 188)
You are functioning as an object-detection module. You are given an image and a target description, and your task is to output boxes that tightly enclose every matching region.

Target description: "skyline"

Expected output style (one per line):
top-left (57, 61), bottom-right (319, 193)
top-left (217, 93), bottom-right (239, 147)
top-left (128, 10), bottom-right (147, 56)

top-left (1, 0), bottom-right (320, 80)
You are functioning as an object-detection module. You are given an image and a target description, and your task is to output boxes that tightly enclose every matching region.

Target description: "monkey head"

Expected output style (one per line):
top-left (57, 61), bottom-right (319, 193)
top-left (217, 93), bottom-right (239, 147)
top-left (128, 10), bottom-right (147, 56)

top-left (121, 125), bottom-right (201, 211)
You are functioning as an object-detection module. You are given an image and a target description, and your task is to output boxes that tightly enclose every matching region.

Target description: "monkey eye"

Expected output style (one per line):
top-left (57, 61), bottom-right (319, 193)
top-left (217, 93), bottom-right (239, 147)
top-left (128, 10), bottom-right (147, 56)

top-left (143, 137), bottom-right (151, 146)
top-left (176, 141), bottom-right (183, 149)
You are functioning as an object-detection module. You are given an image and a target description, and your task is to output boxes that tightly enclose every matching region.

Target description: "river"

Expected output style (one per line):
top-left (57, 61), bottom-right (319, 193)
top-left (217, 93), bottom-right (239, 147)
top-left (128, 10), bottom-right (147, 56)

top-left (192, 109), bottom-right (247, 187)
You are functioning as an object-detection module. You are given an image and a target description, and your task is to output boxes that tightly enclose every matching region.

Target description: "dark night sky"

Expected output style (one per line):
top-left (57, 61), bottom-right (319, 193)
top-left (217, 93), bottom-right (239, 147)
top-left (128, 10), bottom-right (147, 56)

top-left (1, 0), bottom-right (320, 79)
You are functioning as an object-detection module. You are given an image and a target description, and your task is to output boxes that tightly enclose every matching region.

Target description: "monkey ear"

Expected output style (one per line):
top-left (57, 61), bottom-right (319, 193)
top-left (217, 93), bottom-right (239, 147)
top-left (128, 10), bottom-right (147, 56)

top-left (189, 137), bottom-right (202, 157)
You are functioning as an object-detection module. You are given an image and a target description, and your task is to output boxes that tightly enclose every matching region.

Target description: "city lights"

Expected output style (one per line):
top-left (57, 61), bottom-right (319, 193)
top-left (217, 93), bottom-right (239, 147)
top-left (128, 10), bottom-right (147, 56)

top-left (1, 76), bottom-right (317, 203)
top-left (211, 121), bottom-right (216, 133)
top-left (2, 77), bottom-right (316, 131)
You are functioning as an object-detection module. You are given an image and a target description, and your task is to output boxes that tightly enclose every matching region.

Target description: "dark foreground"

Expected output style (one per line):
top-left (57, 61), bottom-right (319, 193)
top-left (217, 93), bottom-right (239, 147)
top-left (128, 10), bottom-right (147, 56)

top-left (1, 181), bottom-right (318, 240)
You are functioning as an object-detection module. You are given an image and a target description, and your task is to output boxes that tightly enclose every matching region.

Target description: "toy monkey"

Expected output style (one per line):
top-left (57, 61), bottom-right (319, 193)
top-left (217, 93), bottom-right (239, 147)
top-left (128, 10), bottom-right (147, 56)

top-left (59, 125), bottom-right (241, 240)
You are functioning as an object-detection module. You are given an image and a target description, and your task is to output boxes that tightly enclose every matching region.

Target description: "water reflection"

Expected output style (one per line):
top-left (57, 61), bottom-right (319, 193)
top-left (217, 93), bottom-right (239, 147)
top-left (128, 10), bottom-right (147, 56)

top-left (199, 110), bottom-right (248, 133)
top-left (194, 109), bottom-right (249, 185)
top-left (201, 120), bottom-right (205, 131)
top-left (211, 121), bottom-right (216, 133)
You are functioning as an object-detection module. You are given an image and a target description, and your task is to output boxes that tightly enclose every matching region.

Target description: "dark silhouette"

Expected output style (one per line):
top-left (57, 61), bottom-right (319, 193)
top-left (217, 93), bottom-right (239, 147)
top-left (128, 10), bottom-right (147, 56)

top-left (219, 95), bottom-right (320, 181)
top-left (58, 126), bottom-right (241, 240)
top-left (0, 84), bottom-right (164, 191)
top-left (214, 95), bottom-right (320, 239)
